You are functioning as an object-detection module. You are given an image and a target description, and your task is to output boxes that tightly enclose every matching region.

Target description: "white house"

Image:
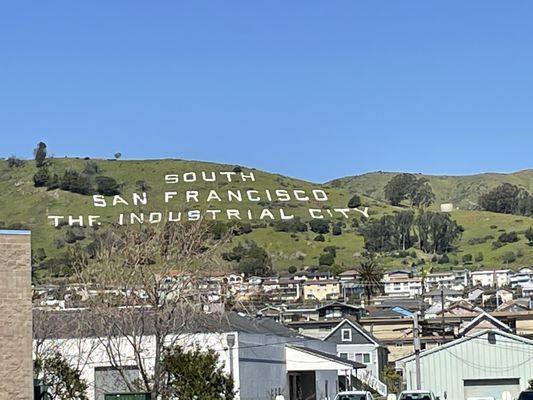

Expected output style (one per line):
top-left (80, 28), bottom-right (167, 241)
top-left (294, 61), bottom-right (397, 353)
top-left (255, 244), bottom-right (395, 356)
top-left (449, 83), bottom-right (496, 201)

top-left (522, 282), bottom-right (533, 297)
top-left (470, 269), bottom-right (511, 288)
top-left (424, 272), bottom-right (455, 291)
top-left (510, 267), bottom-right (533, 288)
top-left (383, 277), bottom-right (422, 297)
top-left (34, 309), bottom-right (363, 400)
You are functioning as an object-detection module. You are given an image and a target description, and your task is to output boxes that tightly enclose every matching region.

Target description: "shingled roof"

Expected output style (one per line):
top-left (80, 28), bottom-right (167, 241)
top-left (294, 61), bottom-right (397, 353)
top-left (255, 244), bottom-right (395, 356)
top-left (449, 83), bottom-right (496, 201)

top-left (33, 308), bottom-right (300, 340)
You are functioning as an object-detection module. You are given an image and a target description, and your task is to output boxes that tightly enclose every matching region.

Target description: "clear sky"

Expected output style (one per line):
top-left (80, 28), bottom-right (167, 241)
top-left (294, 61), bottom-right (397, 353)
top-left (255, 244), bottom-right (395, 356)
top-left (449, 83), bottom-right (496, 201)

top-left (1, 1), bottom-right (532, 182)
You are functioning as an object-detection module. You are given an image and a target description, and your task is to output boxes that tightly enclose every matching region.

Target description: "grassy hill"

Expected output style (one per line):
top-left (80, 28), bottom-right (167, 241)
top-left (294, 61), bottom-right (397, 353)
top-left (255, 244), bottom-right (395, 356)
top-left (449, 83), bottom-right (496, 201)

top-left (1, 157), bottom-right (533, 282)
top-left (329, 170), bottom-right (533, 209)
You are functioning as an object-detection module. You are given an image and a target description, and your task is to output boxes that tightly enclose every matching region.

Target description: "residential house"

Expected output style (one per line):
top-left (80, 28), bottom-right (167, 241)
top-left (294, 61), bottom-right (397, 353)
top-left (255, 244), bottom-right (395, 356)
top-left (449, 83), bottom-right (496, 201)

top-left (383, 277), bottom-right (422, 297)
top-left (383, 270), bottom-right (411, 281)
top-left (303, 280), bottom-right (341, 301)
top-left (424, 288), bottom-right (463, 306)
top-left (263, 278), bottom-right (303, 302)
top-left (458, 311), bottom-right (513, 337)
top-left (470, 269), bottom-right (511, 288)
top-left (424, 272), bottom-right (456, 291)
top-left (338, 270), bottom-right (358, 281)
top-left (510, 267), bottom-right (533, 288)
top-left (522, 282), bottom-right (533, 297)
top-left (322, 318), bottom-right (389, 396)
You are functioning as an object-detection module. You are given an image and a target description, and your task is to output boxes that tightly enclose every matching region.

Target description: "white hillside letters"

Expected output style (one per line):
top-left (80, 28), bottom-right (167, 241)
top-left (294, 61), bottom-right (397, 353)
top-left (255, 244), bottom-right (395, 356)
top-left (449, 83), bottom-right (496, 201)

top-left (47, 170), bottom-right (370, 226)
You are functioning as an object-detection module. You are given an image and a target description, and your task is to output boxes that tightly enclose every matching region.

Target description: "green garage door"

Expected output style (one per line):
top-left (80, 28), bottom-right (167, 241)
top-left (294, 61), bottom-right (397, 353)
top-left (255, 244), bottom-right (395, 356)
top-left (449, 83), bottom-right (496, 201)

top-left (464, 378), bottom-right (520, 400)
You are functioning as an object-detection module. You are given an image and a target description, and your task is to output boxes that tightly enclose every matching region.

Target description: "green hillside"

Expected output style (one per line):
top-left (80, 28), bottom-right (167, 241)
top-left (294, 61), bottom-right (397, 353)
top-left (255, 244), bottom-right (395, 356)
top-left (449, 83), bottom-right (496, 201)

top-left (1, 157), bottom-right (533, 282)
top-left (329, 170), bottom-right (533, 209)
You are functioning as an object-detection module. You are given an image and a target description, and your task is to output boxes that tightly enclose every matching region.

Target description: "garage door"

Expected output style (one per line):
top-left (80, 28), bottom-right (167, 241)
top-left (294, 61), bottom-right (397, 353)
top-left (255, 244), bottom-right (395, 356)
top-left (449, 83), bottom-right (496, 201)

top-left (464, 378), bottom-right (520, 400)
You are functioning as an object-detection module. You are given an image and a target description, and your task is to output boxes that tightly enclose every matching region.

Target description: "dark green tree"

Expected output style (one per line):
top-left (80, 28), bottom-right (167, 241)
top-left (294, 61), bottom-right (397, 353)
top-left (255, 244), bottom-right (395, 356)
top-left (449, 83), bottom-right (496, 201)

top-left (95, 176), bottom-right (121, 196)
top-left (33, 168), bottom-right (50, 187)
top-left (34, 141), bottom-right (47, 168)
top-left (384, 173), bottom-right (418, 206)
top-left (479, 183), bottom-right (526, 215)
top-left (395, 210), bottom-right (415, 250)
top-left (318, 252), bottom-right (335, 266)
top-left (309, 219), bottom-right (329, 234)
top-left (501, 251), bottom-right (516, 265)
top-left (347, 194), bottom-right (362, 208)
top-left (162, 346), bottom-right (234, 400)
top-left (223, 240), bottom-right (272, 277)
top-left (59, 170), bottom-right (93, 195)
top-left (410, 181), bottom-right (435, 208)
top-left (34, 351), bottom-right (88, 400)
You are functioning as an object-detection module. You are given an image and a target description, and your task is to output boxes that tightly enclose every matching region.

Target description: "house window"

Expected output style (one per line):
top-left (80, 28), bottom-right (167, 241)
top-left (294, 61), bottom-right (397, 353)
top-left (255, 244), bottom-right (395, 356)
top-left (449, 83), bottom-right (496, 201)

top-left (355, 353), bottom-right (371, 364)
top-left (341, 328), bottom-right (352, 342)
top-left (339, 352), bottom-right (349, 359)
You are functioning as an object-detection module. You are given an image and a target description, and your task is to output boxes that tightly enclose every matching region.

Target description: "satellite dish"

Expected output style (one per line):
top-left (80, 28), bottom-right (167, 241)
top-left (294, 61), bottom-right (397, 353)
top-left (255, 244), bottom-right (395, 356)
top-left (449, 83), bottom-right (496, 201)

top-left (502, 391), bottom-right (512, 400)
top-left (387, 394), bottom-right (397, 400)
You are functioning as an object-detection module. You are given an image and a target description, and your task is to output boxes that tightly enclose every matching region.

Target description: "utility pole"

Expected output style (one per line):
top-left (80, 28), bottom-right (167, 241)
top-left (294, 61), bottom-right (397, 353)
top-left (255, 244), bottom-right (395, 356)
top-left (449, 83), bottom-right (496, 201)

top-left (413, 312), bottom-right (422, 390)
top-left (441, 285), bottom-right (446, 342)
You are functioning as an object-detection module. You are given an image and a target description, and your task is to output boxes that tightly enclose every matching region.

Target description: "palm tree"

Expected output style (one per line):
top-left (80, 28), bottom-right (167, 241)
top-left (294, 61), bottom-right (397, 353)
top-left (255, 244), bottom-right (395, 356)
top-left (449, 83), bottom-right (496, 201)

top-left (356, 259), bottom-right (384, 302)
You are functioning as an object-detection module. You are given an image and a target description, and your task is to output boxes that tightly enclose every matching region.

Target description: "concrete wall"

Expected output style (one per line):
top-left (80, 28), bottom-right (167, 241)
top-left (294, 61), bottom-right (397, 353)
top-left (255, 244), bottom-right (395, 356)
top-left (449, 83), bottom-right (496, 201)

top-left (0, 230), bottom-right (33, 400)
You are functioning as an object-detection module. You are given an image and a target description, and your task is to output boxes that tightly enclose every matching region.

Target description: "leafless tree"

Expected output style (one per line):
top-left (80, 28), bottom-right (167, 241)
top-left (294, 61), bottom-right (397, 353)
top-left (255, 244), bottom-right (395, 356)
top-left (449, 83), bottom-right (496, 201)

top-left (71, 220), bottom-right (232, 399)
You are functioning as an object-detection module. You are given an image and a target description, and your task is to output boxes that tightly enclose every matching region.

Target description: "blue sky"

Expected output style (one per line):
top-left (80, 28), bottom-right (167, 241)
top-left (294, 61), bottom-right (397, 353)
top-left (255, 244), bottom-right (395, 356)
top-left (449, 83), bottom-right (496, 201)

top-left (1, 1), bottom-right (532, 182)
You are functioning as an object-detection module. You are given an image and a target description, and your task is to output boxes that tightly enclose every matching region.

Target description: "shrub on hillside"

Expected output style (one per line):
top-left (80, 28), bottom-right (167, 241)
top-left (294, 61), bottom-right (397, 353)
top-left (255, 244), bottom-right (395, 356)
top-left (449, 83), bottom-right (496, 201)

top-left (309, 219), bottom-right (329, 234)
top-left (314, 234), bottom-right (325, 242)
top-left (95, 176), bottom-right (120, 196)
top-left (7, 156), bottom-right (24, 168)
top-left (318, 252), bottom-right (335, 266)
top-left (33, 168), bottom-right (50, 187)
top-left (498, 231), bottom-right (519, 243)
top-left (60, 170), bottom-right (93, 195)
top-left (347, 194), bottom-right (362, 209)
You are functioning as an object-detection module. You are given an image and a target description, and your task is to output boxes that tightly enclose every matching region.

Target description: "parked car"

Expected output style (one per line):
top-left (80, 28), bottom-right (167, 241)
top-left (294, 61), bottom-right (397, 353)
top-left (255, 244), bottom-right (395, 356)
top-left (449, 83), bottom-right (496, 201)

top-left (518, 391), bottom-right (533, 400)
top-left (334, 391), bottom-right (374, 400)
top-left (398, 390), bottom-right (436, 400)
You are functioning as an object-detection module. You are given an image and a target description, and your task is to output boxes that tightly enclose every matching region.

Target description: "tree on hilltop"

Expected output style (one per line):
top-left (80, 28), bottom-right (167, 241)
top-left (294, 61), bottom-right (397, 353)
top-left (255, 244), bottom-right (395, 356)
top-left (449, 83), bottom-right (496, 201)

top-left (34, 141), bottom-right (47, 168)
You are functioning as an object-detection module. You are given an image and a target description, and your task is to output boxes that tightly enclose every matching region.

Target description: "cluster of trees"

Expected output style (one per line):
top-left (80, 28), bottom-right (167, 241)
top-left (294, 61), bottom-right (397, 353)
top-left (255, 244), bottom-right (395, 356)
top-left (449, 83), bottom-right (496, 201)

top-left (359, 210), bottom-right (463, 255)
top-left (30, 141), bottom-right (121, 196)
top-left (223, 240), bottom-right (273, 277)
top-left (479, 183), bottom-right (533, 216)
top-left (384, 173), bottom-right (435, 207)
top-left (34, 165), bottom-right (120, 197)
top-left (35, 167), bottom-right (120, 196)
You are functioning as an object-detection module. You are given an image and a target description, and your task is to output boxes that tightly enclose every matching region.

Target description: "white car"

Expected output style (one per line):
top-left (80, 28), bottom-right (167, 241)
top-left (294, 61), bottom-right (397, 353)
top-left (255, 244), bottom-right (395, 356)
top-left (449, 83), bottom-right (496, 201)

top-left (334, 391), bottom-right (374, 400)
top-left (398, 390), bottom-right (436, 400)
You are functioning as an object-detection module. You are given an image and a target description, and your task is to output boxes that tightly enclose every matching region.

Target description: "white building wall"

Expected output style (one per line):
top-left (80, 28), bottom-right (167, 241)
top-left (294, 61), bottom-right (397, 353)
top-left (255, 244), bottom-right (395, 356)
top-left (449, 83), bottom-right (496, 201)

top-left (315, 370), bottom-right (339, 400)
top-left (34, 332), bottom-right (238, 400)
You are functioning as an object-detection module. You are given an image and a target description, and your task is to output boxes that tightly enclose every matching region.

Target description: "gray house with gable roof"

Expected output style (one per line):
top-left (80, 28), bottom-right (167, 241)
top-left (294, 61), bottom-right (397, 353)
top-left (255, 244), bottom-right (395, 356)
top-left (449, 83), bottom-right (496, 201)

top-left (322, 317), bottom-right (389, 395)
